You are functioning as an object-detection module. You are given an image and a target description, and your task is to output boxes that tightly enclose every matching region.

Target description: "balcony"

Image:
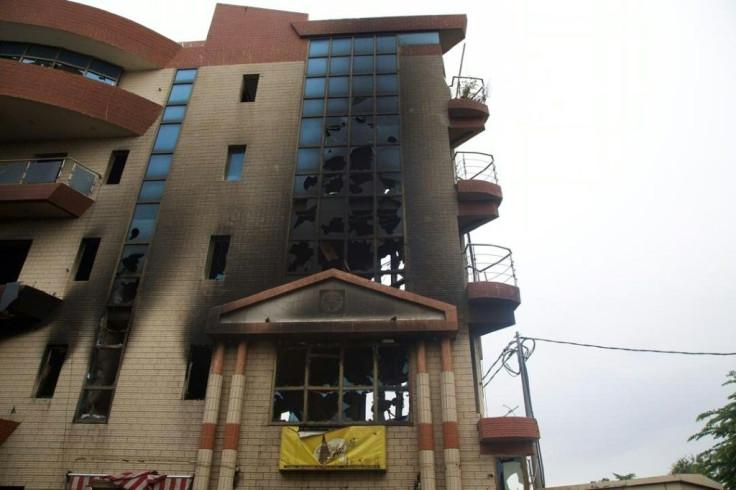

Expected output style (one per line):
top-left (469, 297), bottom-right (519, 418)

top-left (0, 282), bottom-right (61, 331)
top-left (477, 416), bottom-right (540, 456)
top-left (0, 157), bottom-right (100, 218)
top-left (465, 244), bottom-right (521, 335)
top-left (448, 77), bottom-right (489, 148)
top-left (455, 152), bottom-right (503, 233)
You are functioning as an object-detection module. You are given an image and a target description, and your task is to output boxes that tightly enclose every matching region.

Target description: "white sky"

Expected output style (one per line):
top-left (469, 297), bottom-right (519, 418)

top-left (75, 0), bottom-right (736, 485)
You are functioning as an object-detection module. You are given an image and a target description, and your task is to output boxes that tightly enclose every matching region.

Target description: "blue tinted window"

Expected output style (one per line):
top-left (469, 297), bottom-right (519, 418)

top-left (162, 106), bottom-right (187, 123)
top-left (58, 50), bottom-right (89, 68)
top-left (353, 56), bottom-right (373, 75)
top-left (297, 149), bottom-right (321, 173)
top-left (354, 37), bottom-right (374, 55)
top-left (328, 77), bottom-right (349, 97)
top-left (352, 96), bottom-right (373, 114)
top-left (376, 147), bottom-right (401, 171)
top-left (376, 36), bottom-right (397, 54)
top-left (309, 40), bottom-right (329, 58)
top-left (324, 117), bottom-right (348, 146)
top-left (376, 55), bottom-right (397, 73)
top-left (329, 57), bottom-right (350, 76)
top-left (377, 115), bottom-right (400, 144)
top-left (0, 42), bottom-right (26, 58)
top-left (299, 118), bottom-right (323, 146)
top-left (331, 38), bottom-right (351, 56)
top-left (153, 125), bottom-right (181, 152)
top-left (174, 69), bottom-right (197, 83)
top-left (376, 75), bottom-right (398, 95)
top-left (307, 58), bottom-right (327, 77)
top-left (304, 78), bottom-right (326, 98)
top-left (302, 99), bottom-right (324, 117)
top-left (376, 96), bottom-right (399, 113)
top-left (138, 181), bottom-right (165, 201)
top-left (145, 155), bottom-right (173, 179)
top-left (127, 204), bottom-right (159, 242)
top-left (168, 84), bottom-right (193, 105)
top-left (327, 98), bottom-right (349, 115)
top-left (399, 32), bottom-right (440, 46)
top-left (89, 59), bottom-right (121, 78)
top-left (225, 146), bottom-right (246, 181)
top-left (352, 76), bottom-right (373, 96)
top-left (27, 44), bottom-right (58, 59)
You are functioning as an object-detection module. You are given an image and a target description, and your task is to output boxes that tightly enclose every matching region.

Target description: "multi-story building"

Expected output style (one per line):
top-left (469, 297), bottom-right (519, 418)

top-left (0, 1), bottom-right (538, 488)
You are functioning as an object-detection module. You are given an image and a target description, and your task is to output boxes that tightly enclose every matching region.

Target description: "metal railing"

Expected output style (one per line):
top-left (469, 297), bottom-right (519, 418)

top-left (465, 243), bottom-right (518, 286)
top-left (450, 76), bottom-right (488, 103)
top-left (454, 151), bottom-right (498, 184)
top-left (0, 157), bottom-right (100, 196)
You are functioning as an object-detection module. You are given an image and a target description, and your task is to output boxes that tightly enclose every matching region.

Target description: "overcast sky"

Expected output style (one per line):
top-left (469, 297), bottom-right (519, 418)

top-left (76, 0), bottom-right (736, 485)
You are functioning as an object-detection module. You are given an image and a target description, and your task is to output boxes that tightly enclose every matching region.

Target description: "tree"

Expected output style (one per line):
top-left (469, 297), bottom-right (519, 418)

top-left (670, 454), bottom-right (707, 476)
top-left (673, 370), bottom-right (736, 489)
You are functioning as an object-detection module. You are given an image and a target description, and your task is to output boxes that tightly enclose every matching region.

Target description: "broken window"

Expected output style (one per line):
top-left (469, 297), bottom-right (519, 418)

top-left (0, 240), bottom-right (31, 284)
top-left (241, 74), bottom-right (259, 102)
top-left (496, 457), bottom-right (529, 490)
top-left (184, 345), bottom-right (212, 400)
top-left (105, 150), bottom-right (128, 185)
top-left (207, 235), bottom-right (230, 280)
top-left (225, 145), bottom-right (246, 181)
top-left (272, 343), bottom-right (409, 424)
top-left (34, 344), bottom-right (67, 398)
top-left (73, 238), bottom-right (100, 281)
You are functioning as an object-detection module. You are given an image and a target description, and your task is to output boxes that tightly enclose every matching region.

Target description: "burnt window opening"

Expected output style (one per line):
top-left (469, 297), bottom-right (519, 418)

top-left (241, 74), bottom-right (259, 102)
top-left (0, 240), bottom-right (32, 284)
top-left (225, 145), bottom-right (246, 181)
top-left (207, 235), bottom-right (230, 280)
top-left (272, 342), bottom-right (409, 425)
top-left (106, 150), bottom-right (129, 185)
top-left (75, 307), bottom-right (132, 423)
top-left (73, 238), bottom-right (101, 281)
top-left (184, 345), bottom-right (213, 400)
top-left (34, 344), bottom-right (68, 398)
top-left (496, 457), bottom-right (529, 490)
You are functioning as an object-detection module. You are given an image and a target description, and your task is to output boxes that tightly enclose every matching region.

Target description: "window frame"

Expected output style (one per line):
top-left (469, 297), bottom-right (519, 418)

top-left (241, 74), bottom-right (260, 102)
top-left (224, 145), bottom-right (246, 181)
top-left (33, 344), bottom-right (68, 398)
top-left (183, 344), bottom-right (213, 400)
top-left (206, 235), bottom-right (231, 280)
top-left (271, 341), bottom-right (411, 426)
top-left (73, 237), bottom-right (101, 281)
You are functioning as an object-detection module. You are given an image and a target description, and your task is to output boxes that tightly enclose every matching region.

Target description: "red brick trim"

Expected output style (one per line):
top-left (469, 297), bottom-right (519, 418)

top-left (418, 423), bottom-right (434, 450)
top-left (442, 421), bottom-right (459, 449)
top-left (416, 341), bottom-right (427, 374)
top-left (448, 98), bottom-right (490, 121)
top-left (223, 423), bottom-right (241, 450)
top-left (440, 338), bottom-right (452, 372)
top-left (211, 343), bottom-right (225, 375)
top-left (199, 423), bottom-right (216, 450)
top-left (477, 417), bottom-right (540, 441)
top-left (0, 183), bottom-right (94, 219)
top-left (480, 440), bottom-right (535, 456)
top-left (234, 341), bottom-right (247, 375)
top-left (467, 282), bottom-right (521, 303)
top-left (401, 45), bottom-right (443, 56)
top-left (0, 0), bottom-right (180, 69)
top-left (456, 180), bottom-right (503, 203)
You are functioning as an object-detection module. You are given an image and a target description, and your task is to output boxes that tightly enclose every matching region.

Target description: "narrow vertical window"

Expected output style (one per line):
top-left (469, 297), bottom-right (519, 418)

top-left (225, 145), bottom-right (246, 181)
top-left (34, 345), bottom-right (68, 398)
top-left (241, 74), bottom-right (259, 102)
top-left (0, 240), bottom-right (32, 284)
top-left (74, 238), bottom-right (101, 281)
top-left (106, 150), bottom-right (129, 184)
top-left (184, 345), bottom-right (213, 400)
top-left (207, 235), bottom-right (230, 280)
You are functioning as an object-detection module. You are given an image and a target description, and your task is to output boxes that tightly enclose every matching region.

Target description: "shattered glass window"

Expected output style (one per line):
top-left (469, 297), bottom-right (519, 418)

top-left (272, 343), bottom-right (409, 424)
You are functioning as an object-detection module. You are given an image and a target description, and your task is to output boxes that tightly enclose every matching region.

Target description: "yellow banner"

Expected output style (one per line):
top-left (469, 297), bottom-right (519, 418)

top-left (279, 426), bottom-right (386, 470)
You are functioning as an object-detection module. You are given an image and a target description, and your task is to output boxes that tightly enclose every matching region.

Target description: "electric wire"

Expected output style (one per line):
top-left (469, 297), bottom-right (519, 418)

top-left (522, 336), bottom-right (736, 356)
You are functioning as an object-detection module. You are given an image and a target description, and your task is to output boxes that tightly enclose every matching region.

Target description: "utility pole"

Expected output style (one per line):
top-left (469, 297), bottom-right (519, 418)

top-left (515, 331), bottom-right (545, 489)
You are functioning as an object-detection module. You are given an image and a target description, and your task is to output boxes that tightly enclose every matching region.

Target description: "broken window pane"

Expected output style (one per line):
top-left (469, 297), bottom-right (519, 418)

top-left (86, 347), bottom-right (122, 387)
top-left (378, 238), bottom-right (404, 271)
top-left (380, 271), bottom-right (405, 289)
top-left (352, 96), bottom-right (373, 114)
top-left (331, 38), bottom-right (351, 56)
top-left (304, 78), bottom-right (325, 98)
top-left (353, 55), bottom-right (373, 74)
top-left (321, 173), bottom-right (345, 197)
top-left (117, 245), bottom-right (147, 277)
top-left (377, 196), bottom-right (402, 235)
top-left (299, 117), bottom-right (323, 145)
top-left (297, 149), bottom-right (321, 173)
top-left (349, 172), bottom-right (374, 196)
top-left (291, 199), bottom-right (317, 239)
top-left (377, 172), bottom-right (402, 195)
top-left (275, 348), bottom-right (306, 386)
top-left (307, 391), bottom-right (339, 421)
top-left (302, 99), bottom-right (324, 117)
top-left (328, 77), bottom-right (349, 97)
top-left (343, 346), bottom-right (374, 386)
top-left (309, 354), bottom-right (339, 386)
top-left (318, 240), bottom-right (344, 270)
top-left (350, 145), bottom-right (373, 171)
top-left (378, 345), bottom-right (409, 387)
top-left (351, 116), bottom-right (374, 145)
top-left (347, 240), bottom-right (373, 272)
top-left (287, 241), bottom-right (316, 273)
top-left (273, 390), bottom-right (303, 422)
top-left (376, 146), bottom-right (401, 171)
top-left (319, 199), bottom-right (345, 235)
top-left (109, 277), bottom-right (139, 305)
top-left (327, 98), bottom-right (349, 115)
top-left (77, 389), bottom-right (113, 422)
top-left (322, 147), bottom-right (347, 172)
top-left (343, 390), bottom-right (373, 422)
top-left (127, 203), bottom-right (159, 242)
top-left (324, 117), bottom-right (347, 145)
top-left (293, 175), bottom-right (319, 197)
top-left (329, 56), bottom-right (350, 75)
top-left (348, 198), bottom-right (373, 237)
top-left (352, 75), bottom-right (373, 96)
top-left (376, 390), bottom-right (409, 422)
top-left (207, 235), bottom-right (230, 280)
top-left (376, 96), bottom-right (399, 114)
top-left (309, 39), bottom-right (329, 57)
top-left (377, 115), bottom-right (400, 144)
top-left (306, 57), bottom-right (327, 76)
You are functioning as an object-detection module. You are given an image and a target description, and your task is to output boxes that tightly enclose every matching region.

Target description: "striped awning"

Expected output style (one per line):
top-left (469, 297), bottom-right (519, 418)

top-left (67, 472), bottom-right (192, 490)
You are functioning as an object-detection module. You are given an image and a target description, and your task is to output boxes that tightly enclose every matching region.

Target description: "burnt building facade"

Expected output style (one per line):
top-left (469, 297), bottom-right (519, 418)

top-left (0, 1), bottom-right (537, 488)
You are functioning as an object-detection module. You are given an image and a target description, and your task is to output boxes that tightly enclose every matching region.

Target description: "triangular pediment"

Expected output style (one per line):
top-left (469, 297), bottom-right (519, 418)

top-left (208, 269), bottom-right (457, 338)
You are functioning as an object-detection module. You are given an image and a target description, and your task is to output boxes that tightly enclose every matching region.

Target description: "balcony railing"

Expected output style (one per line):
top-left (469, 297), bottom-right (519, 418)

top-left (465, 243), bottom-right (517, 286)
top-left (450, 76), bottom-right (488, 103)
top-left (0, 158), bottom-right (100, 196)
top-left (454, 152), bottom-right (498, 184)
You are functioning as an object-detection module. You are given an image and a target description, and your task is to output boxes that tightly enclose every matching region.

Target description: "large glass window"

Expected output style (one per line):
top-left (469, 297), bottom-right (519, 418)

top-left (272, 343), bottom-right (410, 424)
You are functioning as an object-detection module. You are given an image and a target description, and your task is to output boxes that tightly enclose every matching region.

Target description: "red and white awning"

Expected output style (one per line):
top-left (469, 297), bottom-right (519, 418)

top-left (67, 472), bottom-right (192, 490)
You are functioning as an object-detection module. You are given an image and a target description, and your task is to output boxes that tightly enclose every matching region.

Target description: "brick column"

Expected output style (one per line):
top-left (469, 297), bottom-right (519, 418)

top-left (217, 340), bottom-right (248, 490)
top-left (440, 337), bottom-right (462, 490)
top-left (416, 340), bottom-right (436, 490)
top-left (193, 342), bottom-right (225, 490)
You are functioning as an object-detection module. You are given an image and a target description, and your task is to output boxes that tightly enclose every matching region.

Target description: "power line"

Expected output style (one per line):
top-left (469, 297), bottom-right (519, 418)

top-left (522, 336), bottom-right (736, 356)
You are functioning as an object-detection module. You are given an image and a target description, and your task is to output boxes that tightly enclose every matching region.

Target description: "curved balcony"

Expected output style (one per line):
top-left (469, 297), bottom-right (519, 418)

top-left (478, 417), bottom-right (540, 456)
top-left (455, 152), bottom-right (503, 233)
top-left (0, 157), bottom-right (100, 218)
top-left (0, 0), bottom-right (180, 70)
top-left (465, 244), bottom-right (520, 335)
top-left (448, 77), bottom-right (489, 148)
top-left (0, 60), bottom-right (163, 141)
